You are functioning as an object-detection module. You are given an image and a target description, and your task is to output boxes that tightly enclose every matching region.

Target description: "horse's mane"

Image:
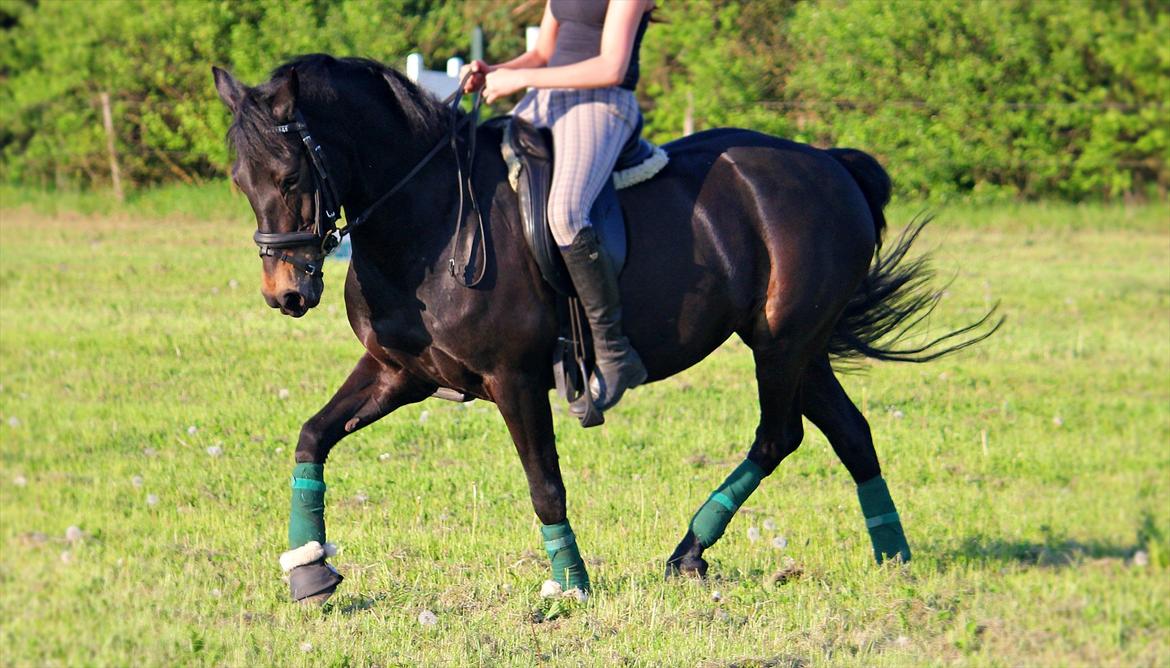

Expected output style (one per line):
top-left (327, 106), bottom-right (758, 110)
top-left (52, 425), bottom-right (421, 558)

top-left (227, 54), bottom-right (450, 164)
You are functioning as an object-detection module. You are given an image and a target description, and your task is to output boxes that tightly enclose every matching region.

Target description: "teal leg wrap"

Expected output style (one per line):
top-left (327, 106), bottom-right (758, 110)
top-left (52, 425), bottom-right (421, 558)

top-left (857, 476), bottom-right (911, 564)
top-left (690, 459), bottom-right (766, 547)
top-left (541, 520), bottom-right (590, 591)
top-left (289, 463), bottom-right (327, 549)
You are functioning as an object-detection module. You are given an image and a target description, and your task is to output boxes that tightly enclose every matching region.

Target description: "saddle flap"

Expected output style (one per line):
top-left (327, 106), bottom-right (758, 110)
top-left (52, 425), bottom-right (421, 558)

top-left (503, 115), bottom-right (627, 298)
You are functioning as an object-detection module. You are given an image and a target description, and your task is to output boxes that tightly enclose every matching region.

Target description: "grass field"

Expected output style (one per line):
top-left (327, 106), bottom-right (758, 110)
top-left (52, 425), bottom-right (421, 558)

top-left (1, 193), bottom-right (1168, 666)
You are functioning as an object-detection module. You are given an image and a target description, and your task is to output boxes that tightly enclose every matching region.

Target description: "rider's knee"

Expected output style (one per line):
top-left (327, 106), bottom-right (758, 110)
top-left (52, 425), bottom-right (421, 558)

top-left (548, 194), bottom-right (587, 247)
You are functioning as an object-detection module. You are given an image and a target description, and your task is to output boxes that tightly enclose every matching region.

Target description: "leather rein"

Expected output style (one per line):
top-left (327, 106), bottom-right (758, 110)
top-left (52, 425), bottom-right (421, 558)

top-left (255, 76), bottom-right (485, 286)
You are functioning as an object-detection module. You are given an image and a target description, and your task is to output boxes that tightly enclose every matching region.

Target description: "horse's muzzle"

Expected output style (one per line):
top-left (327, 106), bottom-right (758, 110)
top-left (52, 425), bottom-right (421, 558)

top-left (264, 288), bottom-right (319, 318)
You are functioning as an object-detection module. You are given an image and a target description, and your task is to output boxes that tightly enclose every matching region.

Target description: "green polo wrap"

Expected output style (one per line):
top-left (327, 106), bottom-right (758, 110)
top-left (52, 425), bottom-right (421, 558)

top-left (289, 463), bottom-right (327, 549)
top-left (541, 520), bottom-right (590, 591)
top-left (690, 459), bottom-right (766, 547)
top-left (857, 476), bottom-right (911, 564)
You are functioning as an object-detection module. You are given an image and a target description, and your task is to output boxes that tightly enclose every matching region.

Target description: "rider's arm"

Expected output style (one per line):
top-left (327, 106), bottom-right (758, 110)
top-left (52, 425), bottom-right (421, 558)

top-left (496, 2), bottom-right (559, 69)
top-left (518, 0), bottom-right (649, 89)
top-left (460, 3), bottom-right (558, 91)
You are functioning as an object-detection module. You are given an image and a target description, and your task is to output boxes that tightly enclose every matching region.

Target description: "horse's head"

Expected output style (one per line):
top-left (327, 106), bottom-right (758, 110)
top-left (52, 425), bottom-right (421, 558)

top-left (214, 56), bottom-right (455, 316)
top-left (213, 65), bottom-right (336, 317)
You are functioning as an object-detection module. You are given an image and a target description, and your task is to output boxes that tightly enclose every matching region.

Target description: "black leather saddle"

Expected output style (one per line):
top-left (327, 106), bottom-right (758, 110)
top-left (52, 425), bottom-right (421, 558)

top-left (500, 115), bottom-right (634, 296)
top-left (491, 114), bottom-right (662, 427)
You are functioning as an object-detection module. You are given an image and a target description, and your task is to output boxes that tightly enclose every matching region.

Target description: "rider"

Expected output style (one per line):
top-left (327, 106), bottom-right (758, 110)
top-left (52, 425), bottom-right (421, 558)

top-left (462, 0), bottom-right (654, 413)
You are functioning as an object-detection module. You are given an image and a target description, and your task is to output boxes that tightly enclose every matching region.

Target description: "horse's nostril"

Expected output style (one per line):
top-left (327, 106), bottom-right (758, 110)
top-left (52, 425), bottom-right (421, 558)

top-left (281, 291), bottom-right (306, 312)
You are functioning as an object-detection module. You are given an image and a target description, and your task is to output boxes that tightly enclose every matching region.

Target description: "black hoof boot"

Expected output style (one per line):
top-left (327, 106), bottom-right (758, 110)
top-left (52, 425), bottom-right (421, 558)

top-left (289, 559), bottom-right (343, 605)
top-left (665, 531), bottom-right (709, 579)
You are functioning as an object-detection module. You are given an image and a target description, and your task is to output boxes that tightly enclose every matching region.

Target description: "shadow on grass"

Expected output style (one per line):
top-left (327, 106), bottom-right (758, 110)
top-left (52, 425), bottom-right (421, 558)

top-left (325, 592), bottom-right (388, 616)
top-left (940, 533), bottom-right (1139, 570)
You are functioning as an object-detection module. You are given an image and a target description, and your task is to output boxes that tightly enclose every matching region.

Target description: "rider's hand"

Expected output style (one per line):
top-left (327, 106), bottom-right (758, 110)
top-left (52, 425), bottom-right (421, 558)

top-left (483, 68), bottom-right (527, 104)
top-left (460, 60), bottom-right (492, 93)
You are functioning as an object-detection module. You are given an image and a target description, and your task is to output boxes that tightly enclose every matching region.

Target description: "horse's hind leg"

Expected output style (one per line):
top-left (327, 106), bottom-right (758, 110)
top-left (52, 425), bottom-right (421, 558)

top-left (666, 343), bottom-right (807, 578)
top-left (800, 355), bottom-right (911, 564)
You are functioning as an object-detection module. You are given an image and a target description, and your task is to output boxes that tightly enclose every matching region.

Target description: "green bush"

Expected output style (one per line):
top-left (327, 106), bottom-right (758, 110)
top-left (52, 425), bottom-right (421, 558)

top-left (784, 0), bottom-right (1169, 200)
top-left (1, 0), bottom-right (1166, 201)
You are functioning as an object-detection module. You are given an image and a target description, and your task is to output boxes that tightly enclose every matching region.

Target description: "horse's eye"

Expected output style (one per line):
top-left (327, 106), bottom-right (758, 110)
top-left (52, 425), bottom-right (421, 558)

top-left (280, 175), bottom-right (298, 193)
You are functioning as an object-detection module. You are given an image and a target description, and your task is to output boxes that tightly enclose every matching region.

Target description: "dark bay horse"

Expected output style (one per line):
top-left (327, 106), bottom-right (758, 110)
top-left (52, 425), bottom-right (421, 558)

top-left (212, 54), bottom-right (996, 603)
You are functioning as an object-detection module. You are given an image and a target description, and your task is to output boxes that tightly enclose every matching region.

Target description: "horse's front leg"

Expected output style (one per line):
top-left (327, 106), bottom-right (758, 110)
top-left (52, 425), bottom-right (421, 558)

top-left (490, 373), bottom-right (590, 599)
top-left (281, 352), bottom-right (433, 603)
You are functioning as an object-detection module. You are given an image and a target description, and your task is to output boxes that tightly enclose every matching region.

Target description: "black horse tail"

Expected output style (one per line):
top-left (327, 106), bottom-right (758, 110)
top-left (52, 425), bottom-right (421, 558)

top-left (828, 148), bottom-right (890, 249)
top-left (826, 150), bottom-right (1003, 364)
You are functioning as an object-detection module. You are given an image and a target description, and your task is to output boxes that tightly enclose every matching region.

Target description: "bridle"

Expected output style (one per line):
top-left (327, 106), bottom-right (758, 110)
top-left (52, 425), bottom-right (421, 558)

top-left (254, 76), bottom-right (485, 285)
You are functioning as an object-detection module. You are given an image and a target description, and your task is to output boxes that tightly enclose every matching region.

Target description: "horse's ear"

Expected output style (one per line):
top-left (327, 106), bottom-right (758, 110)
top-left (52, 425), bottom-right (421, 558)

top-left (212, 66), bottom-right (245, 114)
top-left (271, 68), bottom-right (299, 122)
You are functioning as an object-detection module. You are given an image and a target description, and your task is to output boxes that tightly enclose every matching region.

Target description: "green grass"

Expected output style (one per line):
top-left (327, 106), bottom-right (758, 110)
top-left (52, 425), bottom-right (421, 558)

top-left (1, 197), bottom-right (1167, 666)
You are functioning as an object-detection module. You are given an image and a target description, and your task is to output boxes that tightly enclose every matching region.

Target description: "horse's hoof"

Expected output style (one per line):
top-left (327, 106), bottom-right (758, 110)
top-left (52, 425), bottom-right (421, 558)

top-left (665, 555), bottom-right (709, 580)
top-left (665, 532), bottom-right (708, 580)
top-left (289, 559), bottom-right (343, 604)
top-left (296, 584), bottom-right (339, 606)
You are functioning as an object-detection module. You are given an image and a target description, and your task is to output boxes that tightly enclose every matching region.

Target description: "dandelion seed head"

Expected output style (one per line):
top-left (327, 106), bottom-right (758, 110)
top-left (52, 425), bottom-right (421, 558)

top-left (1052, 416), bottom-right (1064, 427)
top-left (1133, 550), bottom-right (1150, 567)
top-left (7, 416), bottom-right (20, 427)
top-left (418, 410), bottom-right (430, 424)
top-left (277, 388), bottom-right (290, 400)
top-left (146, 494), bottom-right (160, 506)
top-left (892, 410), bottom-right (905, 420)
top-left (65, 526), bottom-right (83, 543)
top-left (711, 590), bottom-right (722, 602)
top-left (187, 425), bottom-right (198, 435)
top-left (378, 452), bottom-right (392, 462)
top-left (747, 526), bottom-right (761, 542)
top-left (772, 535), bottom-right (788, 550)
top-left (60, 551), bottom-right (71, 564)
top-left (300, 642), bottom-right (313, 652)
top-left (142, 447), bottom-right (157, 457)
top-left (131, 475), bottom-right (144, 488)
top-left (417, 609), bottom-right (438, 626)
top-left (763, 518), bottom-right (777, 532)
top-left (13, 475), bottom-right (27, 487)
top-left (206, 445), bottom-right (223, 457)
top-left (228, 279), bottom-right (239, 289)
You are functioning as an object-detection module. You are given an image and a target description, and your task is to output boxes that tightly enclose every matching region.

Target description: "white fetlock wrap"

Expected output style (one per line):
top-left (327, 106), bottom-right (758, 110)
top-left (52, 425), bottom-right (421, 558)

top-left (539, 579), bottom-right (588, 602)
top-left (562, 587), bottom-right (589, 603)
top-left (539, 579), bottom-right (562, 598)
top-left (279, 540), bottom-right (338, 573)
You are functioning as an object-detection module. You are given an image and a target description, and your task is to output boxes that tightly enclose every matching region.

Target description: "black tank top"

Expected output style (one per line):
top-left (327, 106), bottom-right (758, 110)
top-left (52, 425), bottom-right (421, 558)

top-left (547, 0), bottom-right (651, 91)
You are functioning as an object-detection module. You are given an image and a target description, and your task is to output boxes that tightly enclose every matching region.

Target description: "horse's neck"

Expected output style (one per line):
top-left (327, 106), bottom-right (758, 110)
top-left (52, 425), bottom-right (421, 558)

top-left (346, 125), bottom-right (510, 287)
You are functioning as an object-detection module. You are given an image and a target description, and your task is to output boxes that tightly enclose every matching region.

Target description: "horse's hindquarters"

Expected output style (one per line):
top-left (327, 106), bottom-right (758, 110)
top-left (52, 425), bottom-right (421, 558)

top-left (616, 131), bottom-right (878, 380)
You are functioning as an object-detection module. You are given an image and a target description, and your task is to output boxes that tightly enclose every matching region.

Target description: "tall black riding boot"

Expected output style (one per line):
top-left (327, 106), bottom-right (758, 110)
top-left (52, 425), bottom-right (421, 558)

top-left (561, 227), bottom-right (647, 412)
